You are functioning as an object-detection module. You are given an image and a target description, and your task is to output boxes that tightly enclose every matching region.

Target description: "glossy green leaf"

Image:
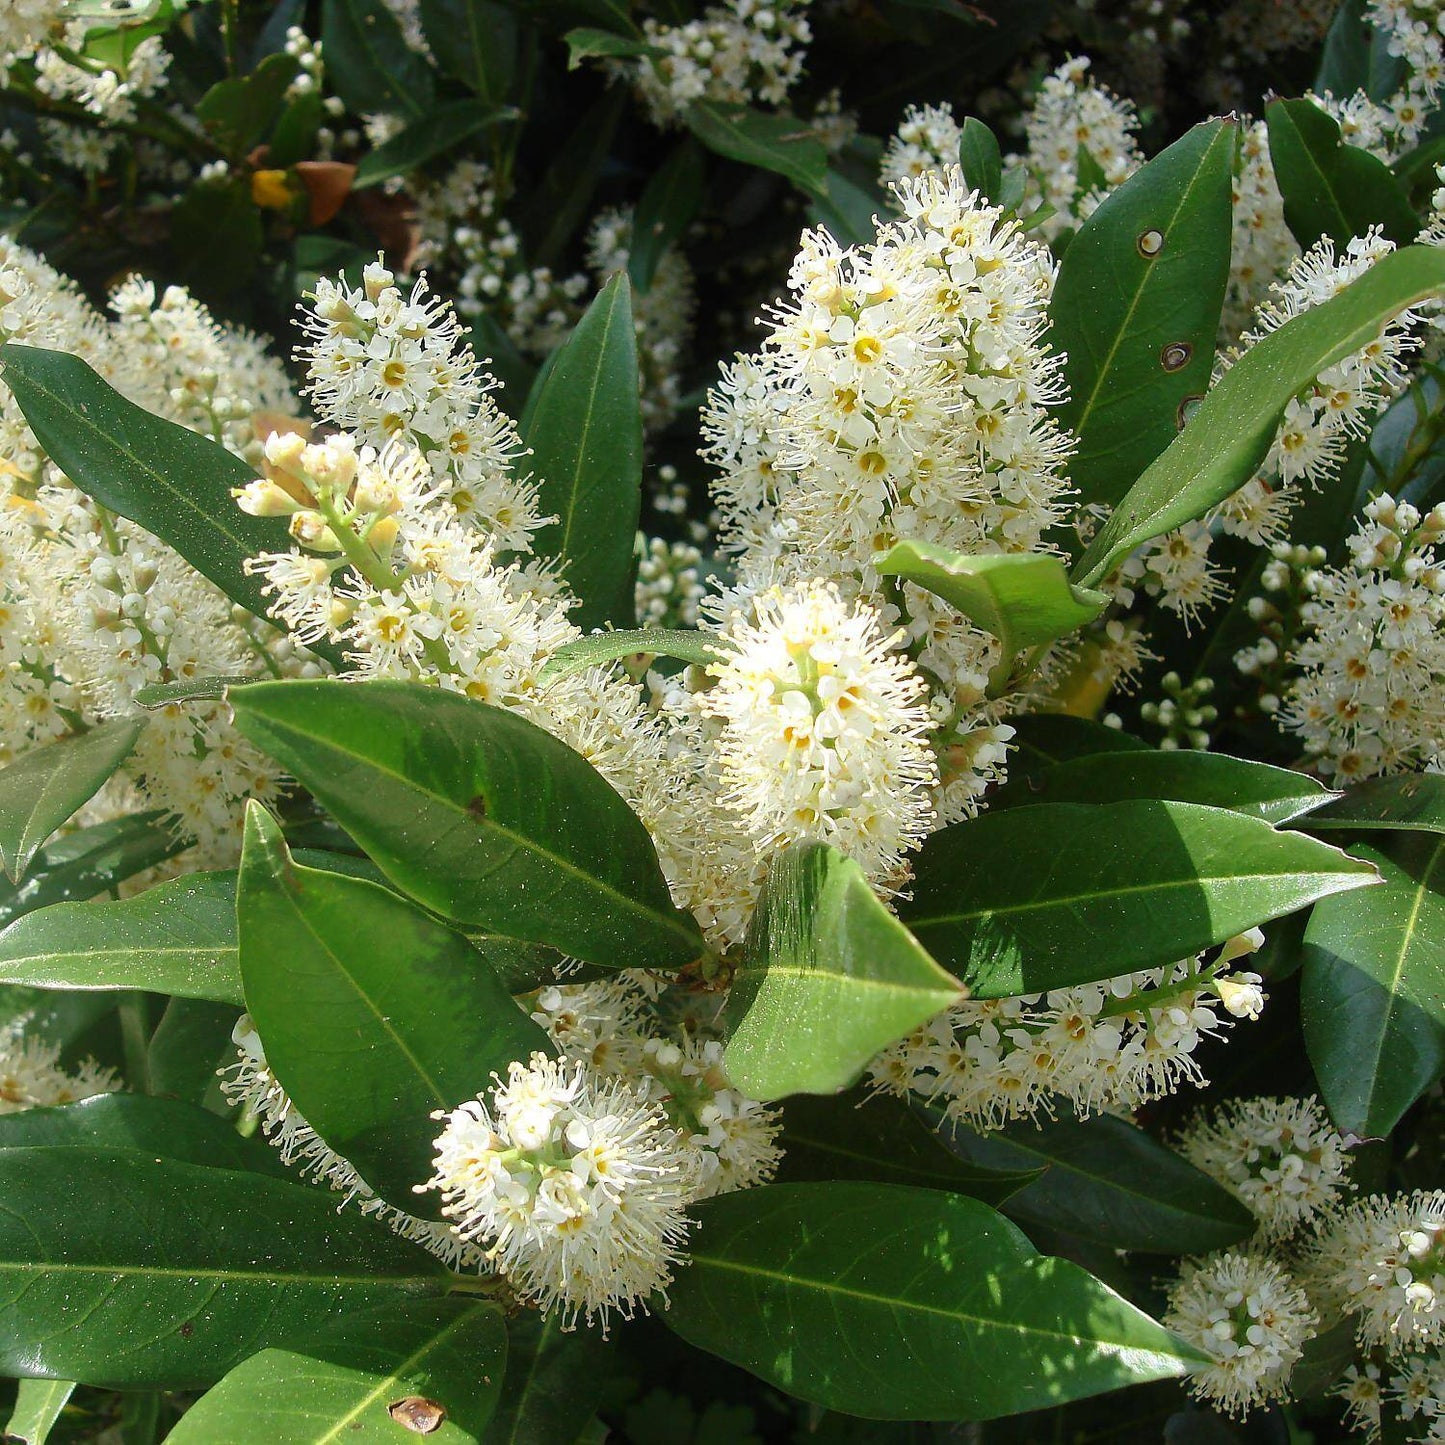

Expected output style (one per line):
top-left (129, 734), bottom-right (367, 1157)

top-left (1302, 837), bottom-right (1445, 1137)
top-left (958, 116), bottom-right (1002, 201)
top-left (629, 138), bottom-right (706, 292)
top-left (322, 0), bottom-right (436, 119)
top-left (0, 813), bottom-right (187, 932)
top-left (483, 1314), bottom-right (611, 1445)
top-left (662, 1182), bottom-right (1202, 1420)
top-left (0, 870), bottom-right (240, 1002)
top-left (519, 89), bottom-right (625, 266)
top-left (875, 540), bottom-right (1106, 668)
top-left (230, 679), bottom-right (702, 970)
top-left (0, 344), bottom-right (343, 667)
top-left (724, 842), bottom-right (962, 1099)
top-left (523, 274), bottom-right (642, 632)
top-left (776, 1092), bottom-right (1040, 1205)
top-left (927, 1109), bottom-right (1256, 1253)
top-left (683, 104), bottom-right (827, 192)
top-left (239, 803), bottom-right (549, 1210)
top-left (0, 1094), bottom-right (288, 1179)
top-left (1049, 119), bottom-right (1236, 510)
top-left (0, 718), bottom-right (145, 882)
top-left (4, 1379), bottom-right (74, 1445)
top-left (989, 749), bottom-right (1336, 825)
top-left (0, 1147), bottom-right (446, 1388)
top-left (808, 167), bottom-right (883, 248)
top-left (1298, 772), bottom-right (1445, 836)
top-left (167, 1299), bottom-right (506, 1443)
top-left (147, 997), bottom-right (243, 1106)
top-left (421, 0), bottom-right (516, 102)
top-left (901, 800), bottom-right (1379, 996)
top-left (354, 101), bottom-right (517, 189)
top-left (1266, 97), bottom-right (1420, 252)
top-left (1074, 245), bottom-right (1445, 588)
top-left (537, 628), bottom-right (725, 683)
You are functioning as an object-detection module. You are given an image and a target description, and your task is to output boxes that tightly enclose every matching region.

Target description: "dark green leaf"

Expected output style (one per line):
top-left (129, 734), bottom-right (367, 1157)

top-left (0, 1147), bottom-right (446, 1388)
top-left (1074, 245), bottom-right (1445, 587)
top-left (4, 1378), bottom-right (74, 1445)
top-left (322, 0), bottom-right (437, 119)
top-left (901, 800), bottom-right (1378, 996)
top-left (170, 179), bottom-right (264, 298)
top-left (724, 842), bottom-right (961, 1099)
top-left (1298, 772), bottom-right (1445, 836)
top-left (519, 89), bottom-right (625, 266)
top-left (629, 139), bottom-right (706, 292)
top-left (927, 1109), bottom-right (1256, 1253)
top-left (147, 997), bottom-right (242, 1106)
top-left (776, 1092), bottom-right (1040, 1205)
top-left (421, 0), bottom-right (517, 102)
top-left (807, 168), bottom-right (882, 249)
top-left (483, 1314), bottom-right (611, 1445)
top-left (1302, 836), bottom-right (1445, 1136)
top-left (167, 1299), bottom-right (506, 1443)
top-left (662, 1182), bottom-right (1202, 1420)
top-left (1049, 119), bottom-right (1235, 512)
top-left (989, 749), bottom-right (1336, 825)
top-left (875, 540), bottom-right (1106, 669)
top-left (239, 803), bottom-right (549, 1210)
top-left (0, 345), bottom-right (343, 667)
top-left (0, 1094), bottom-right (288, 1179)
top-left (0, 870), bottom-right (240, 1003)
top-left (538, 628), bottom-right (724, 683)
top-left (683, 104), bottom-right (827, 193)
top-left (0, 718), bottom-right (145, 882)
top-left (195, 52), bottom-right (300, 155)
top-left (958, 117), bottom-right (1002, 201)
top-left (354, 101), bottom-right (518, 189)
top-left (523, 275), bottom-right (642, 632)
top-left (229, 679), bottom-right (703, 969)
top-left (468, 312), bottom-right (535, 414)
top-left (0, 813), bottom-right (188, 932)
top-left (1266, 97), bottom-right (1420, 252)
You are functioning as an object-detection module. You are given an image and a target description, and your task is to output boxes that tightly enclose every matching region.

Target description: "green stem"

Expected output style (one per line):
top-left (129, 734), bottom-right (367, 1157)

top-left (119, 993), bottom-right (153, 1095)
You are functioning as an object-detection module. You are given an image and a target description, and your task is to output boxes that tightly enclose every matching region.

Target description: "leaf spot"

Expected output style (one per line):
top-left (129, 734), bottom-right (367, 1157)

top-left (388, 1397), bottom-right (447, 1434)
top-left (1136, 228), bottom-right (1164, 258)
top-left (1176, 394), bottom-right (1204, 430)
top-left (466, 794), bottom-right (488, 820)
top-left (179, 1320), bottom-right (194, 1338)
top-left (1160, 341), bottom-right (1193, 372)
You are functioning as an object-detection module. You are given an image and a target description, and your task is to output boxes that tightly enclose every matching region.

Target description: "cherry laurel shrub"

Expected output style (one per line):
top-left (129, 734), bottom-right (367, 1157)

top-left (0, 0), bottom-right (1443, 1440)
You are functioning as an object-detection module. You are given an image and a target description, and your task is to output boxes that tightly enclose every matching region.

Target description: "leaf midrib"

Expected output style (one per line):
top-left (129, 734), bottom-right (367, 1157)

top-left (243, 711), bottom-right (700, 952)
top-left (908, 864), bottom-right (1366, 930)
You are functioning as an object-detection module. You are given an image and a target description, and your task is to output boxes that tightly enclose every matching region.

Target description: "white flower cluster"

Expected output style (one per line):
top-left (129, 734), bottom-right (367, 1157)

top-left (0, 239), bottom-right (307, 859)
top-left (1309, 1190), bottom-right (1445, 1359)
top-left (703, 167), bottom-right (1073, 824)
top-left (1019, 57), bottom-right (1142, 240)
top-left (1279, 495), bottom-right (1445, 780)
top-left (424, 1051), bottom-right (698, 1328)
top-left (636, 537), bottom-right (706, 630)
top-left (532, 974), bottom-right (782, 1200)
top-left (411, 160), bottom-right (589, 356)
top-left (0, 1024), bottom-right (119, 1113)
top-left (0, 0), bottom-right (64, 61)
top-left (624, 0), bottom-right (813, 127)
top-left (879, 102), bottom-right (962, 189)
top-left (222, 1017), bottom-right (482, 1270)
top-left (1164, 1251), bottom-right (1318, 1417)
top-left (1313, 0), bottom-right (1445, 161)
top-left (701, 580), bottom-right (936, 891)
top-left (1222, 119), bottom-right (1299, 343)
top-left (1177, 1094), bottom-right (1353, 1240)
top-left (869, 933), bottom-right (1268, 1130)
top-left (586, 207), bottom-right (697, 433)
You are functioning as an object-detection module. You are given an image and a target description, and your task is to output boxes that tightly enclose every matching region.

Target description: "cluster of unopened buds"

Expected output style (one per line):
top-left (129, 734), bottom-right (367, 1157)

top-left (1235, 542), bottom-right (1329, 715)
top-left (1140, 671), bottom-right (1219, 750)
